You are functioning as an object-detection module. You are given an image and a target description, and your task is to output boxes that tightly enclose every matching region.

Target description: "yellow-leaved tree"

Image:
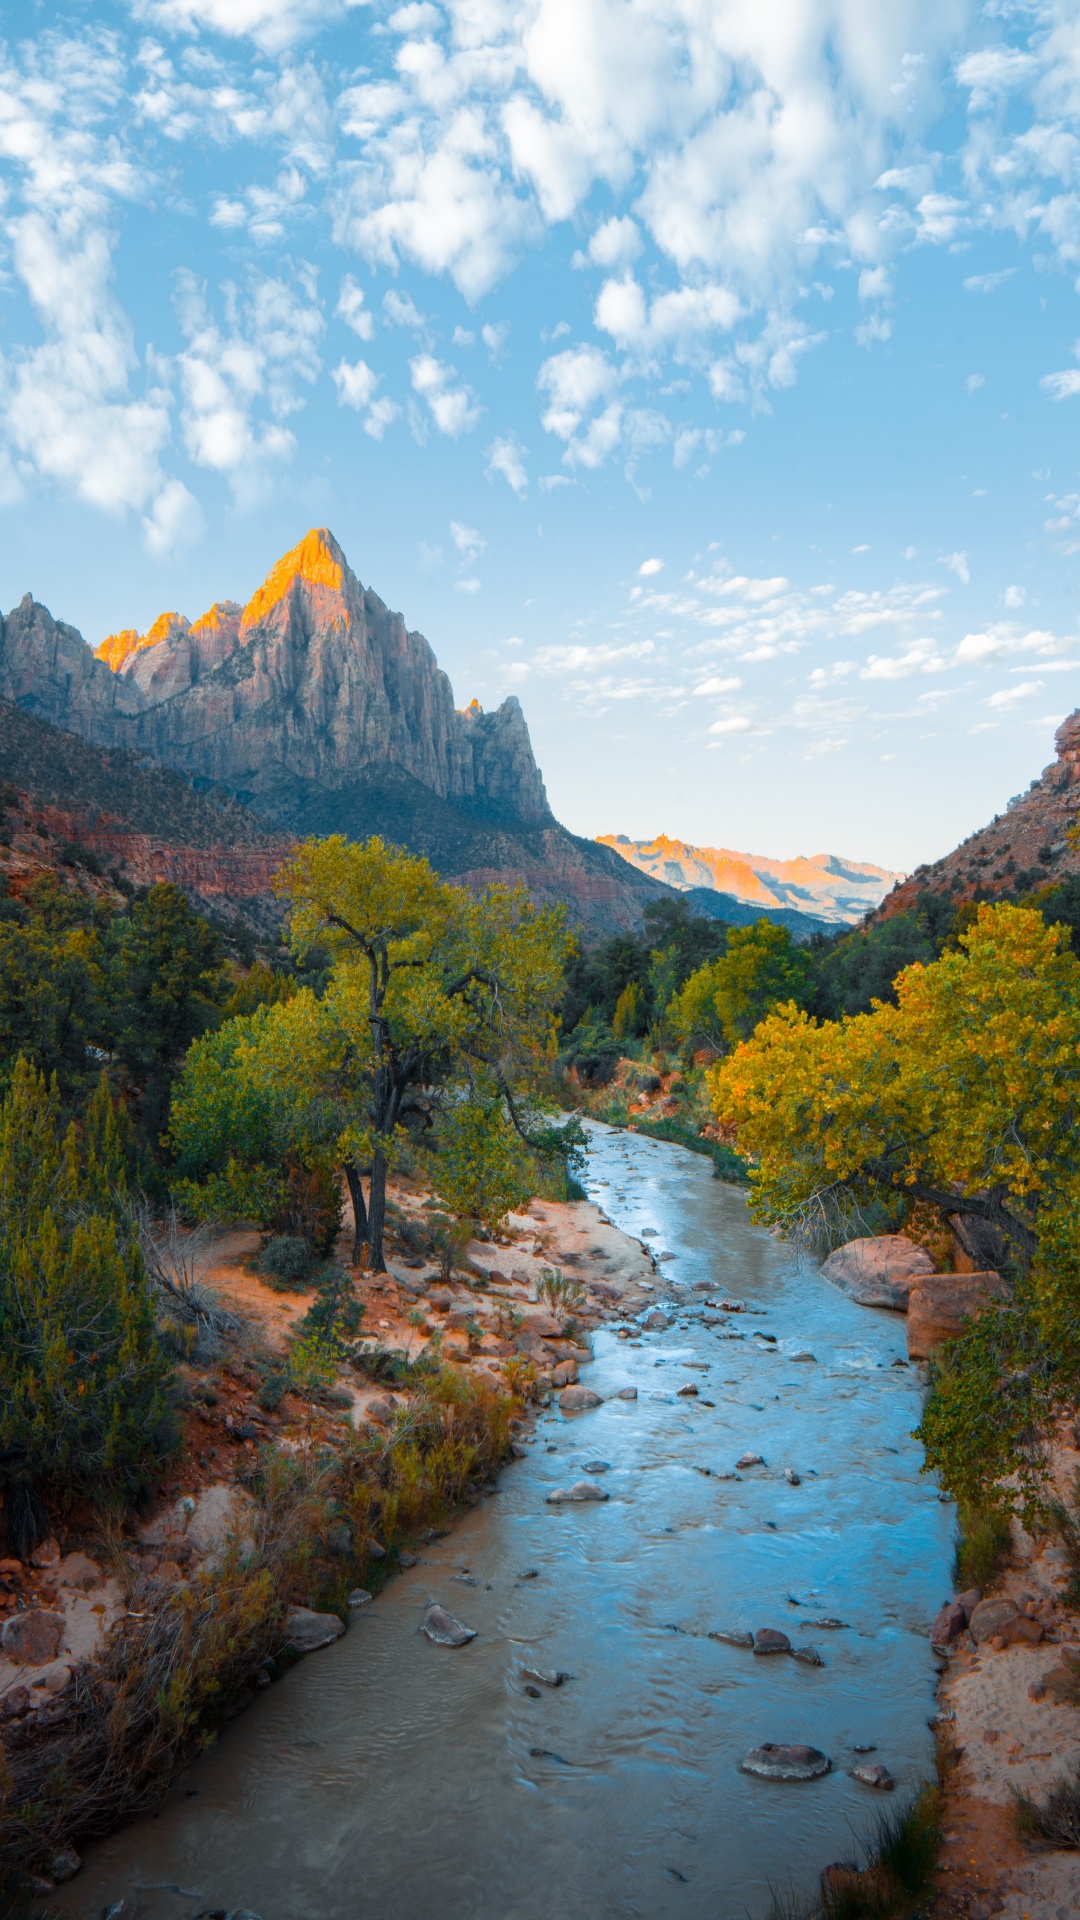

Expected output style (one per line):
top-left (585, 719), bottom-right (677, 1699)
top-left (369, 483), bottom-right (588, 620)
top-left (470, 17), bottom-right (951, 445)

top-left (171, 837), bottom-right (574, 1270)
top-left (708, 902), bottom-right (1080, 1510)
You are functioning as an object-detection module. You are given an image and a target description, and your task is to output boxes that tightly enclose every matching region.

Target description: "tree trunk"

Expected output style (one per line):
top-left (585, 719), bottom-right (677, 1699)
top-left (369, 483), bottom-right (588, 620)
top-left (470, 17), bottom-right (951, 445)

top-left (344, 1160), bottom-right (368, 1265)
top-left (367, 1145), bottom-right (388, 1272)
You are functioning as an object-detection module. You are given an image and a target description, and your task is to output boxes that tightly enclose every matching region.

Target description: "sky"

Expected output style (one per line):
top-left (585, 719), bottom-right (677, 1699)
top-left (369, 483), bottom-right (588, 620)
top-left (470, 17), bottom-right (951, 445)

top-left (5, 4), bottom-right (1080, 870)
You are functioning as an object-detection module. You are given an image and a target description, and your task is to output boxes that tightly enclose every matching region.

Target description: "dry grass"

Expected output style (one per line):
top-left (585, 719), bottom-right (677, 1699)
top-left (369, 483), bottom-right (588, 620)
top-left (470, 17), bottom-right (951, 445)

top-left (1015, 1767), bottom-right (1080, 1849)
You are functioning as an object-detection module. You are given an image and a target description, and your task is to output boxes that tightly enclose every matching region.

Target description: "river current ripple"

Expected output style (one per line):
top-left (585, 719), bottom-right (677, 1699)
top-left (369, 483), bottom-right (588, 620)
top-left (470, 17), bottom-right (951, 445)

top-left (57, 1124), bottom-right (953, 1920)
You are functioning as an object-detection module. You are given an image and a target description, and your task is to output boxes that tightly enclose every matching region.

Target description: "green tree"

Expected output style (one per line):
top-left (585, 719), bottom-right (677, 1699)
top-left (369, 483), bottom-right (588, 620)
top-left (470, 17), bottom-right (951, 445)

top-left (669, 919), bottom-right (812, 1050)
top-left (0, 1059), bottom-right (173, 1553)
top-left (611, 979), bottom-right (646, 1038)
top-left (98, 884), bottom-right (226, 1136)
top-left (434, 1090), bottom-right (534, 1229)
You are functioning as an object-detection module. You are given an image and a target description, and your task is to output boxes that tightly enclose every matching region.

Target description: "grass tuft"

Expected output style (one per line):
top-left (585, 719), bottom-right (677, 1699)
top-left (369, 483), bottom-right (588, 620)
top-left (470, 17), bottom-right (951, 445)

top-left (1015, 1767), bottom-right (1080, 1849)
top-left (953, 1499), bottom-right (1012, 1590)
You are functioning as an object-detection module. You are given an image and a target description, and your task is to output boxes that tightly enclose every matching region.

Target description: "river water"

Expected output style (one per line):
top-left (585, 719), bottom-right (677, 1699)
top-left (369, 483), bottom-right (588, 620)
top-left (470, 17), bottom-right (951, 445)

top-left (57, 1125), bottom-right (953, 1920)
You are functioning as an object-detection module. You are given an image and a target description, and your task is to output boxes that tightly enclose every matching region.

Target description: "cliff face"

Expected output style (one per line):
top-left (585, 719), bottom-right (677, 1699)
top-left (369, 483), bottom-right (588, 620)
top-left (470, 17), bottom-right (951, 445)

top-left (876, 709), bottom-right (1080, 920)
top-left (0, 532), bottom-right (675, 937)
top-left (0, 529), bottom-right (550, 825)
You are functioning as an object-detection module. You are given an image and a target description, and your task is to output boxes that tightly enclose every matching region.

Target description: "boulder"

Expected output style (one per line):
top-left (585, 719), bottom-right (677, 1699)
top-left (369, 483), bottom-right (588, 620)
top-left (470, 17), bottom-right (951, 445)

top-left (852, 1762), bottom-right (894, 1789)
top-left (346, 1589), bottom-right (373, 1608)
top-left (736, 1452), bottom-right (764, 1469)
top-left (968, 1597), bottom-right (1019, 1644)
top-left (284, 1607), bottom-right (345, 1653)
top-left (709, 1629), bottom-right (754, 1648)
top-left (422, 1605), bottom-right (476, 1647)
top-left (616, 1387), bottom-right (638, 1401)
top-left (907, 1274), bottom-right (1009, 1359)
top-left (790, 1644), bottom-right (824, 1665)
top-left (643, 1310), bottom-right (670, 1330)
top-left (930, 1600), bottom-right (968, 1648)
top-left (558, 1385), bottom-right (602, 1412)
top-left (48, 1848), bottom-right (80, 1884)
top-left (0, 1609), bottom-right (63, 1665)
top-left (753, 1628), bottom-right (791, 1655)
top-left (546, 1481), bottom-right (609, 1504)
top-left (676, 1383), bottom-right (698, 1397)
top-left (956, 1588), bottom-right (982, 1620)
top-left (820, 1234), bottom-right (935, 1309)
top-left (521, 1666), bottom-right (569, 1687)
top-left (365, 1397), bottom-right (396, 1427)
top-left (528, 1313), bottom-right (564, 1339)
top-left (741, 1743), bottom-right (831, 1781)
top-left (551, 1360), bottom-right (579, 1388)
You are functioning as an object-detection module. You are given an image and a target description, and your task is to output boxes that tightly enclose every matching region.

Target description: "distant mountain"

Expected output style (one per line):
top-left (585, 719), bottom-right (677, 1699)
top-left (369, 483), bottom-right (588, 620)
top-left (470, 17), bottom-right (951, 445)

top-left (681, 887), bottom-right (837, 941)
top-left (0, 529), bottom-right (673, 938)
top-left (596, 832), bottom-right (903, 925)
top-left (873, 708), bottom-right (1080, 921)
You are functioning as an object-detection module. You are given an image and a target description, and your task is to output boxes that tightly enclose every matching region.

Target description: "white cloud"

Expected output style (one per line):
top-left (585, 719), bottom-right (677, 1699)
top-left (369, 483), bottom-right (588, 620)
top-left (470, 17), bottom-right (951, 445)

top-left (1042, 370), bottom-right (1080, 401)
top-left (409, 353), bottom-right (481, 434)
top-left (987, 680), bottom-right (1042, 708)
top-left (481, 321), bottom-right (509, 359)
top-left (363, 395), bottom-right (401, 439)
top-left (141, 477), bottom-right (204, 556)
top-left (940, 550), bottom-right (970, 585)
top-left (332, 357), bottom-right (379, 410)
top-left (1003, 584), bottom-right (1026, 610)
top-left (638, 557), bottom-right (664, 577)
top-left (965, 372), bottom-right (984, 393)
top-left (695, 674), bottom-right (742, 694)
top-left (575, 216), bottom-right (642, 271)
top-left (861, 640), bottom-right (944, 680)
top-left (132, 0), bottom-right (358, 55)
top-left (708, 715), bottom-right (753, 735)
top-left (336, 274), bottom-right (374, 340)
top-left (964, 269), bottom-right (1015, 294)
top-left (486, 433), bottom-right (528, 495)
top-left (450, 517), bottom-right (485, 562)
top-left (383, 288), bottom-right (426, 328)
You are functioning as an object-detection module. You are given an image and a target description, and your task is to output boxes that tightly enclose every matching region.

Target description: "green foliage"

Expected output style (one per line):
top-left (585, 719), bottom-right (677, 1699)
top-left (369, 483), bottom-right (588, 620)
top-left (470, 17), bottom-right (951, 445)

top-left (256, 1234), bottom-right (314, 1290)
top-left (434, 1092), bottom-right (533, 1229)
top-left (812, 911), bottom-right (937, 1019)
top-left (296, 1263), bottom-right (365, 1353)
top-left (953, 1501), bottom-right (1013, 1591)
top-left (561, 897), bottom-right (728, 1035)
top-left (710, 919), bottom-right (814, 1042)
top-left (0, 1059), bottom-right (174, 1550)
top-left (915, 1290), bottom-right (1054, 1521)
top-left (427, 1212), bottom-right (473, 1281)
top-left (611, 978), bottom-right (646, 1037)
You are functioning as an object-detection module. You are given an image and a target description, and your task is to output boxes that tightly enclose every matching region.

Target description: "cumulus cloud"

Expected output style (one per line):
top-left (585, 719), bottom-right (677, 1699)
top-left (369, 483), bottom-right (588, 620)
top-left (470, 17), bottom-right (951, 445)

top-left (132, 0), bottom-right (359, 55)
top-left (638, 557), bottom-right (664, 577)
top-left (486, 433), bottom-right (528, 495)
top-left (940, 550), bottom-right (970, 585)
top-left (336, 274), bottom-right (374, 339)
top-left (409, 353), bottom-right (481, 433)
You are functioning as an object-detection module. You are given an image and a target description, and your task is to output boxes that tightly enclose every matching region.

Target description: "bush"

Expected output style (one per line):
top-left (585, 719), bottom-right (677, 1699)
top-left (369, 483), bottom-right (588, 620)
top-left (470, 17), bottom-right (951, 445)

top-left (257, 1234), bottom-right (314, 1289)
top-left (954, 1500), bottom-right (1012, 1591)
top-left (1015, 1768), bottom-right (1080, 1849)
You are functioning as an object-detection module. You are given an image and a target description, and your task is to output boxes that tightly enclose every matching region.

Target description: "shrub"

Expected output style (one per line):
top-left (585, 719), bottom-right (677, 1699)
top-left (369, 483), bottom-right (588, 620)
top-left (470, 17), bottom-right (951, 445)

top-left (257, 1234), bottom-right (314, 1289)
top-left (1015, 1768), bottom-right (1080, 1849)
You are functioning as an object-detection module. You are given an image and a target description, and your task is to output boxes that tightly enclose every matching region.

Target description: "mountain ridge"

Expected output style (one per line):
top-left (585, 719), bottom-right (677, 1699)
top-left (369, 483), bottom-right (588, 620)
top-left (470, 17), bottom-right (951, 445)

top-left (597, 830), bottom-right (902, 925)
top-left (0, 529), bottom-right (674, 937)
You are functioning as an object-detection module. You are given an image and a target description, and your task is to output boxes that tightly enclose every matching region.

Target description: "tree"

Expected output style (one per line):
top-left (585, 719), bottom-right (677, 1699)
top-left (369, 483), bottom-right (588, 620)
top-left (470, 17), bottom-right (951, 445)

top-left (434, 1090), bottom-right (534, 1229)
top-left (97, 884), bottom-right (227, 1136)
top-left (709, 904), bottom-right (1080, 1266)
top-left (668, 920), bottom-right (812, 1052)
top-left (612, 979), bottom-right (646, 1038)
top-left (174, 837), bottom-right (573, 1272)
top-left (0, 1059), bottom-right (173, 1553)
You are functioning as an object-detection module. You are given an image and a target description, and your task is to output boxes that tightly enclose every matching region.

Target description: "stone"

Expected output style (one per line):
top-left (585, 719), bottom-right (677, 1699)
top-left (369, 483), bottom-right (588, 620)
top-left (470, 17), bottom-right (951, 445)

top-left (906, 1274), bottom-right (1010, 1360)
top-left (510, 1441), bottom-right (529, 1459)
top-left (37, 1661), bottom-right (73, 1694)
top-left (521, 1667), bottom-right (569, 1687)
top-left (753, 1628), bottom-right (791, 1655)
top-left (551, 1360), bottom-right (579, 1388)
top-left (931, 1600), bottom-right (968, 1647)
top-left (968, 1597), bottom-right (1020, 1644)
top-left (428, 1290), bottom-right (452, 1311)
top-left (546, 1481), bottom-right (610, 1504)
top-left (821, 1234), bottom-right (935, 1309)
top-left (284, 1607), bottom-right (345, 1653)
top-left (29, 1540), bottom-right (60, 1568)
top-left (813, 1618), bottom-right (849, 1630)
top-left (852, 1763), bottom-right (894, 1790)
top-left (741, 1743), bottom-right (831, 1781)
top-left (677, 1383), bottom-right (698, 1397)
top-left (736, 1452), bottom-right (764, 1469)
top-left (1039, 1659), bottom-right (1080, 1705)
top-left (956, 1588), bottom-right (982, 1620)
top-left (709, 1629), bottom-right (754, 1648)
top-left (398, 1551), bottom-right (418, 1568)
top-left (616, 1387), bottom-right (638, 1400)
top-left (558, 1385), bottom-right (602, 1412)
top-left (643, 1310), bottom-right (670, 1330)
top-left (1, 1684), bottom-right (29, 1717)
top-left (56, 1551), bottom-right (104, 1591)
top-left (791, 1351), bottom-right (816, 1363)
top-left (367, 1539), bottom-right (387, 1560)
top-left (784, 1468), bottom-right (801, 1486)
top-left (48, 1848), bottom-right (80, 1883)
top-left (0, 1609), bottom-right (63, 1665)
top-left (365, 1397), bottom-right (396, 1426)
top-left (583, 1461), bottom-right (610, 1473)
top-left (347, 1589), bottom-right (373, 1608)
top-left (422, 1605), bottom-right (476, 1647)
top-left (790, 1645), bottom-right (824, 1666)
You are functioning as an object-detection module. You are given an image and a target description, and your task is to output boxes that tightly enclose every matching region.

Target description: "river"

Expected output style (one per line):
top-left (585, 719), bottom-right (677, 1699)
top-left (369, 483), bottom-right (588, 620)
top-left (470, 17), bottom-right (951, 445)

top-left (56, 1123), bottom-right (953, 1920)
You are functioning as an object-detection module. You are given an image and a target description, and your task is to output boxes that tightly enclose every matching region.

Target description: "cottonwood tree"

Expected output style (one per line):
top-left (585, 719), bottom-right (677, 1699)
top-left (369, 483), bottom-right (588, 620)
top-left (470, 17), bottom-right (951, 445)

top-left (172, 837), bottom-right (573, 1271)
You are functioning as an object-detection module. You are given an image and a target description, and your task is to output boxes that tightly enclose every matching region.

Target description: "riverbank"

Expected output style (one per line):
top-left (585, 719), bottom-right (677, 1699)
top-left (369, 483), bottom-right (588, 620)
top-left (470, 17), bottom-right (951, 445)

top-left (0, 1181), bottom-right (659, 1895)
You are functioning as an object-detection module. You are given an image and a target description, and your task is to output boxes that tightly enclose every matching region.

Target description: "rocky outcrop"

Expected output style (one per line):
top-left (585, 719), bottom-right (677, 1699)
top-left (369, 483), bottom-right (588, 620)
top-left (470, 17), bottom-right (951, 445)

top-left (599, 831), bottom-right (902, 924)
top-left (820, 1234), bottom-right (936, 1310)
top-left (906, 1273), bottom-right (1009, 1360)
top-left (876, 708), bottom-right (1080, 920)
top-left (1, 530), bottom-right (676, 936)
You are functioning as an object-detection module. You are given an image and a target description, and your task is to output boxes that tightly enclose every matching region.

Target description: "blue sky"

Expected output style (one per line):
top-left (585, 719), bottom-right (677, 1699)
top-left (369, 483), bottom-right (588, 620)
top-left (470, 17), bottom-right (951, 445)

top-left (5, 2), bottom-right (1080, 871)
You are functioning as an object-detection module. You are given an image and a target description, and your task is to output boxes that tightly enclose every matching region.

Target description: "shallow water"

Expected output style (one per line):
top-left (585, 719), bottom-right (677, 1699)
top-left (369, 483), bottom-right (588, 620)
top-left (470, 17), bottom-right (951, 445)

top-left (57, 1125), bottom-right (953, 1920)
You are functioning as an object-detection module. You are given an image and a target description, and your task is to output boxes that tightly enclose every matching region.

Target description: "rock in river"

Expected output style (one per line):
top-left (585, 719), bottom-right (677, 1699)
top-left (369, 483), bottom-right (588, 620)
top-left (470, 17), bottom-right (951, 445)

top-left (753, 1628), bottom-right (791, 1655)
top-left (546, 1481), bottom-right (610, 1504)
top-left (820, 1234), bottom-right (934, 1310)
top-left (790, 1645), bottom-right (824, 1666)
top-left (741, 1743), bottom-right (831, 1781)
top-left (559, 1385), bottom-right (602, 1412)
top-left (616, 1387), bottom-right (638, 1400)
top-left (852, 1762), bottom-right (894, 1790)
top-left (736, 1452), bottom-right (764, 1469)
top-left (284, 1607), bottom-right (346, 1653)
top-left (709, 1629), bottom-right (754, 1648)
top-left (422, 1605), bottom-right (477, 1647)
top-left (677, 1383), bottom-right (698, 1397)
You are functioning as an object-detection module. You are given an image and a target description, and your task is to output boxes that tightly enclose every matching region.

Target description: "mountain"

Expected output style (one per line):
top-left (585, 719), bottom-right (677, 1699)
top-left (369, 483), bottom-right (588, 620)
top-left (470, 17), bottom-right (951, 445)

top-left (597, 831), bottom-right (902, 925)
top-left (0, 697), bottom-right (288, 931)
top-left (679, 887), bottom-right (837, 940)
top-left (874, 708), bottom-right (1080, 920)
top-left (0, 529), bottom-right (672, 938)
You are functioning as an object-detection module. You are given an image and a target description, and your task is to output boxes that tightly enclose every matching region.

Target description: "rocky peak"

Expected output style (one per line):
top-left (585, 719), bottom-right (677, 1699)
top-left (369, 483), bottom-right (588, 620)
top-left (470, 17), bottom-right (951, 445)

top-left (1, 529), bottom-right (552, 829)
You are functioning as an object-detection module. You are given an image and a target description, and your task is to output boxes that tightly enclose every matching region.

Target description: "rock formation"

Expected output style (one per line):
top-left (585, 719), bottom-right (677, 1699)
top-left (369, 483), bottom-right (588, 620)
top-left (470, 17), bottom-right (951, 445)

top-left (0, 529), bottom-right (672, 936)
top-left (876, 709), bottom-right (1080, 920)
top-left (597, 831), bottom-right (901, 925)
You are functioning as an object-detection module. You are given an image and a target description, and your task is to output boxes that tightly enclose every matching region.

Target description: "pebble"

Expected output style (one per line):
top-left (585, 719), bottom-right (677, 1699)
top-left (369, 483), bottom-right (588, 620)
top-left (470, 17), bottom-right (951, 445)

top-left (283, 1607), bottom-right (346, 1653)
top-left (616, 1387), bottom-right (638, 1400)
top-left (398, 1551), bottom-right (418, 1568)
top-left (48, 1848), bottom-right (80, 1884)
top-left (521, 1666), bottom-right (570, 1687)
top-left (422, 1605), bottom-right (477, 1647)
top-left (813, 1617), bottom-right (850, 1630)
top-left (784, 1468), bottom-right (801, 1485)
top-left (791, 1352), bottom-right (816, 1363)
top-left (709, 1629), bottom-right (754, 1648)
top-left (583, 1461), bottom-right (610, 1473)
top-left (741, 1743), bottom-right (831, 1781)
top-left (546, 1482), bottom-right (609, 1504)
top-left (851, 1762), bottom-right (894, 1790)
top-left (790, 1645), bottom-right (824, 1666)
top-left (677, 1383), bottom-right (698, 1397)
top-left (736, 1452), bottom-right (765, 1469)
